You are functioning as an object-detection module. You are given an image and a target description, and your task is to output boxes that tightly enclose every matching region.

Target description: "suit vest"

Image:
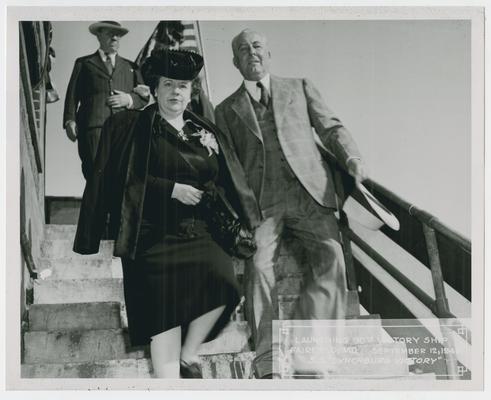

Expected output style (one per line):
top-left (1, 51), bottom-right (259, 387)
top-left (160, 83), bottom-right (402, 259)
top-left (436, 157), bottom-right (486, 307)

top-left (250, 97), bottom-right (297, 208)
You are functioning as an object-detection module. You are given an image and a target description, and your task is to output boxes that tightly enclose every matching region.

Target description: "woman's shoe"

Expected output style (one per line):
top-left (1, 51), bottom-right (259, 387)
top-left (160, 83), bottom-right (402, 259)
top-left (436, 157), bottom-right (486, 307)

top-left (179, 359), bottom-right (203, 379)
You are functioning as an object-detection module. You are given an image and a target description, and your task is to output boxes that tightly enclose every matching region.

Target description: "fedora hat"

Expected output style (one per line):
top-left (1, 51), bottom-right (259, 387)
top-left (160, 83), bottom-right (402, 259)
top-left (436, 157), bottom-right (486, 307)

top-left (343, 183), bottom-right (400, 231)
top-left (89, 21), bottom-right (129, 36)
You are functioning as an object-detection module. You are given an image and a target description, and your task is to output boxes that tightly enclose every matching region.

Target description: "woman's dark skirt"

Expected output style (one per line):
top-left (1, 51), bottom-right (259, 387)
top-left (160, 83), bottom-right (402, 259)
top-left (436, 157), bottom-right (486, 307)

top-left (121, 219), bottom-right (240, 347)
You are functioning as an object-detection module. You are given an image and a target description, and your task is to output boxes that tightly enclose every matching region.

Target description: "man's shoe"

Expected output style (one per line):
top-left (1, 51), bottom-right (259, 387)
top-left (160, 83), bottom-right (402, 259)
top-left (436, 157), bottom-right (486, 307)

top-left (179, 359), bottom-right (203, 379)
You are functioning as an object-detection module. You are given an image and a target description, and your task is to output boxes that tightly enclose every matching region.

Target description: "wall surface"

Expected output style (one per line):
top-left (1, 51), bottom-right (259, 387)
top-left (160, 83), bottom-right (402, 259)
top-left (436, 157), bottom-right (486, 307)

top-left (20, 70), bottom-right (46, 321)
top-left (45, 20), bottom-right (471, 237)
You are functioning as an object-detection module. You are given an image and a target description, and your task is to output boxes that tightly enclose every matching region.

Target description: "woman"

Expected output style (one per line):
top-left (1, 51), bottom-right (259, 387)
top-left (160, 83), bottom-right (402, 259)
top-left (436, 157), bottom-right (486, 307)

top-left (73, 49), bottom-right (256, 378)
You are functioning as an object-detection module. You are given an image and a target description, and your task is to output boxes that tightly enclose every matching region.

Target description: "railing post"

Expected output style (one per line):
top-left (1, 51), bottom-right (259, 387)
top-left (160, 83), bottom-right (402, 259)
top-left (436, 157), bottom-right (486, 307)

top-left (332, 167), bottom-right (360, 317)
top-left (421, 224), bottom-right (451, 317)
top-left (339, 211), bottom-right (358, 292)
top-left (422, 223), bottom-right (459, 380)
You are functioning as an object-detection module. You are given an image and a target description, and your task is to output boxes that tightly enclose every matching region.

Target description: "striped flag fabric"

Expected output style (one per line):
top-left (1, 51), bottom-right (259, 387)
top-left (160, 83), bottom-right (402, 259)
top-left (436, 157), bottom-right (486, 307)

top-left (180, 21), bottom-right (200, 53)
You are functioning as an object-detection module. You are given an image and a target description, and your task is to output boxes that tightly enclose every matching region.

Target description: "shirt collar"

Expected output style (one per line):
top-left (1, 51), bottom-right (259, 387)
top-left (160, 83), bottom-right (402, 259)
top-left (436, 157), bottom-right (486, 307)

top-left (98, 49), bottom-right (116, 63)
top-left (243, 74), bottom-right (271, 101)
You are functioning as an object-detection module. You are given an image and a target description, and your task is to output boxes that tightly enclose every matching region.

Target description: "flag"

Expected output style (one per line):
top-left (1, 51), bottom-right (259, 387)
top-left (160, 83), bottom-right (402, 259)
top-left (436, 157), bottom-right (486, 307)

top-left (135, 21), bottom-right (214, 121)
top-left (180, 21), bottom-right (201, 54)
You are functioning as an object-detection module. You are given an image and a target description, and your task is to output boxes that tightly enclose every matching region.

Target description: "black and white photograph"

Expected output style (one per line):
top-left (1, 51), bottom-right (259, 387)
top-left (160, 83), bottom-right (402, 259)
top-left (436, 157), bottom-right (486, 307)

top-left (4, 4), bottom-right (485, 393)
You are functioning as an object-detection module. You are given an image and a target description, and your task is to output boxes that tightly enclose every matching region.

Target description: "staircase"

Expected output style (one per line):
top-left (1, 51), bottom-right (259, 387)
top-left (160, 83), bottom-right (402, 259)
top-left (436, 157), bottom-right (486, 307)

top-left (22, 224), bottom-right (445, 380)
top-left (22, 224), bottom-right (254, 379)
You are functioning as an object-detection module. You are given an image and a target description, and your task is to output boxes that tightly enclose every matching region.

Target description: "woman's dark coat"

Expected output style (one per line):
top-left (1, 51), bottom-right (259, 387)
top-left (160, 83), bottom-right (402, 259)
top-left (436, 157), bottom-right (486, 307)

top-left (73, 104), bottom-right (262, 259)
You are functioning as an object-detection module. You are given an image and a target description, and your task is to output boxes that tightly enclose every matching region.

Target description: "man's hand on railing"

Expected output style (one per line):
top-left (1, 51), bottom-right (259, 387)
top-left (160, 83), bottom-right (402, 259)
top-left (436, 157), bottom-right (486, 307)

top-left (347, 158), bottom-right (368, 185)
top-left (65, 120), bottom-right (78, 142)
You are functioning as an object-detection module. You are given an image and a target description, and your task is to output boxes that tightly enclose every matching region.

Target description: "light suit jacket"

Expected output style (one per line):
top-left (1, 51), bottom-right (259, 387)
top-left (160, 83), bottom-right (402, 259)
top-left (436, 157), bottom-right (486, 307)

top-left (215, 75), bottom-right (362, 211)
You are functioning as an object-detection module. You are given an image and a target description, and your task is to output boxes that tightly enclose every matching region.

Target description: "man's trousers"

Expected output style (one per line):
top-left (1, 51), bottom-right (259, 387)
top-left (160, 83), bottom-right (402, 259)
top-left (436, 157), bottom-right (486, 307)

top-left (244, 182), bottom-right (348, 378)
top-left (77, 126), bottom-right (102, 180)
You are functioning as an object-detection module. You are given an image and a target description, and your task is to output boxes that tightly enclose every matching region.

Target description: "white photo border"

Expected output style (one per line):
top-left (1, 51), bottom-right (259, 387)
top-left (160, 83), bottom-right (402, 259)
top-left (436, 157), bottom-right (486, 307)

top-left (4, 4), bottom-right (485, 392)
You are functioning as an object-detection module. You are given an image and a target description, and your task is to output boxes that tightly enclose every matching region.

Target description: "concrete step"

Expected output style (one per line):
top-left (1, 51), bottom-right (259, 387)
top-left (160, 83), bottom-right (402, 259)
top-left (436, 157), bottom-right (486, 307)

top-left (29, 302), bottom-right (122, 331)
top-left (34, 278), bottom-right (124, 304)
top-left (200, 351), bottom-right (255, 379)
top-left (22, 355), bottom-right (434, 380)
top-left (46, 199), bottom-right (81, 225)
top-left (23, 328), bottom-right (147, 364)
top-left (33, 272), bottom-right (299, 308)
top-left (24, 321), bottom-right (250, 364)
top-left (21, 352), bottom-right (255, 379)
top-left (41, 239), bottom-right (113, 259)
top-left (38, 257), bottom-right (122, 280)
top-left (45, 224), bottom-right (77, 241)
top-left (197, 321), bottom-right (250, 356)
top-left (22, 358), bottom-right (152, 379)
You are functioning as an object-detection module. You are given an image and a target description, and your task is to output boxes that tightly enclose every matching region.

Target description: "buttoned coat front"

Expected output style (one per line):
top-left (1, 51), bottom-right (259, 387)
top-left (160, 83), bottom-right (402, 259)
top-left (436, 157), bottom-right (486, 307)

top-left (63, 51), bottom-right (146, 130)
top-left (215, 75), bottom-right (362, 210)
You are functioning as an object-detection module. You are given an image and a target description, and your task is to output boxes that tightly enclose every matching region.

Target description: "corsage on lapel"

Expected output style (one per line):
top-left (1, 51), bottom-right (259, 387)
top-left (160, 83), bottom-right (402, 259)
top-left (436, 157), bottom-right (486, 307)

top-left (184, 120), bottom-right (220, 156)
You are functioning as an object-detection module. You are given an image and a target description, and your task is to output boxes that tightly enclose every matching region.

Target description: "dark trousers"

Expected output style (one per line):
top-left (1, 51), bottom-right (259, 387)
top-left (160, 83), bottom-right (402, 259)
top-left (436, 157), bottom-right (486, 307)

top-left (77, 127), bottom-right (102, 180)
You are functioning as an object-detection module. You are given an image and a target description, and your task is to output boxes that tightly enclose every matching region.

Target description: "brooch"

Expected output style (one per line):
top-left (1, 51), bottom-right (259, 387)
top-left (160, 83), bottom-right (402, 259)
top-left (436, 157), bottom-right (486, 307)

top-left (176, 129), bottom-right (190, 142)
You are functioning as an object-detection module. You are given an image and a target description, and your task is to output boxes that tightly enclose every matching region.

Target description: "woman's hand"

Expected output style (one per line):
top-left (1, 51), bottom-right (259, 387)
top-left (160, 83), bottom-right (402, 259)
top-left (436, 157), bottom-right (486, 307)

top-left (171, 183), bottom-right (203, 206)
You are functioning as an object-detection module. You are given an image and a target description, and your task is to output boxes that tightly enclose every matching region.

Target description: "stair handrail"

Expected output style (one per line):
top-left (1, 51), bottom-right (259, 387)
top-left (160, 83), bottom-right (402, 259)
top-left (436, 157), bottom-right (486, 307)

top-left (20, 230), bottom-right (38, 280)
top-left (336, 173), bottom-right (470, 380)
top-left (366, 179), bottom-right (470, 253)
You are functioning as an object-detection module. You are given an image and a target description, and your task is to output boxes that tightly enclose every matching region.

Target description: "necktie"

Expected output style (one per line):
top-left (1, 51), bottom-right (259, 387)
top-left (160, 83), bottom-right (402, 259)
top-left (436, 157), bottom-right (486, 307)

top-left (256, 81), bottom-right (270, 107)
top-left (104, 53), bottom-right (114, 75)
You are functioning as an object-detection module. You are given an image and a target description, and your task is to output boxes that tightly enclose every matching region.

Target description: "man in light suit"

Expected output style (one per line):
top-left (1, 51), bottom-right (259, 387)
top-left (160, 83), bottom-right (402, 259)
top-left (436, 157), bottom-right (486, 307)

top-left (215, 29), bottom-right (368, 378)
top-left (63, 21), bottom-right (147, 179)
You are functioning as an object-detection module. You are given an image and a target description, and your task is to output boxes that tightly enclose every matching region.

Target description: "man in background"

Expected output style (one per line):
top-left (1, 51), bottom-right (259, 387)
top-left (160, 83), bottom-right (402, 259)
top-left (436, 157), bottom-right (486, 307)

top-left (63, 21), bottom-right (147, 179)
top-left (215, 29), bottom-right (368, 378)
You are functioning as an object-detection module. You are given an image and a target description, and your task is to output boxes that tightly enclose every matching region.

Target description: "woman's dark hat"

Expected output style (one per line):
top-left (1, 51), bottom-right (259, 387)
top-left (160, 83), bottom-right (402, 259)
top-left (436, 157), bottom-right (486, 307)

top-left (143, 49), bottom-right (204, 81)
top-left (89, 21), bottom-right (129, 36)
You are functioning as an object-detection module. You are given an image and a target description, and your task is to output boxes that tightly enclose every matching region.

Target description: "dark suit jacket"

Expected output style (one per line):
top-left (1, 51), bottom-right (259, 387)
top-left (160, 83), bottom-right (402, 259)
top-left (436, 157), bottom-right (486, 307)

top-left (215, 75), bottom-right (362, 211)
top-left (73, 105), bottom-right (261, 259)
top-left (63, 51), bottom-right (146, 130)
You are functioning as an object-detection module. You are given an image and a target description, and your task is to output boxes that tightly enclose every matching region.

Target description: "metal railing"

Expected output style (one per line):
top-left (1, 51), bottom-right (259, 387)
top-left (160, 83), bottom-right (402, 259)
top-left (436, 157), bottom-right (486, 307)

top-left (326, 152), bottom-right (472, 379)
top-left (344, 177), bottom-right (471, 320)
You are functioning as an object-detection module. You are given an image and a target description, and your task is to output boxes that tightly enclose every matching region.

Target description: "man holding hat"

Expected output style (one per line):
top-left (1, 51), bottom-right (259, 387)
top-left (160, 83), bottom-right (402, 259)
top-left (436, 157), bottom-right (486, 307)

top-left (63, 21), bottom-right (148, 179)
top-left (215, 29), bottom-right (369, 379)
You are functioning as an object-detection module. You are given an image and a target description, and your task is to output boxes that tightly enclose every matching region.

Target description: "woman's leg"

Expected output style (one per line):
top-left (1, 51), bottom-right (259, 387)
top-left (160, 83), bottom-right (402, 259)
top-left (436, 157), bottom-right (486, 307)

top-left (150, 326), bottom-right (182, 378)
top-left (180, 305), bottom-right (226, 364)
